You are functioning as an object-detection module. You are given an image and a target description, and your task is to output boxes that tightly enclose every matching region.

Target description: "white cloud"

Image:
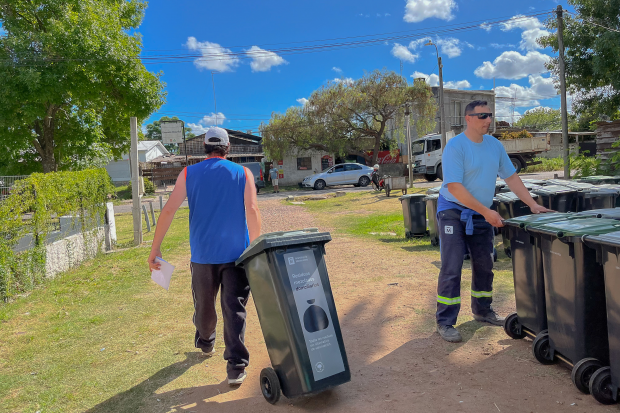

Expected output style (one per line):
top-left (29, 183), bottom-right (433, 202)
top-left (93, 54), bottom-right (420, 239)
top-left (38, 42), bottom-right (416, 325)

top-left (404, 0), bottom-right (457, 23)
top-left (385, 13), bottom-right (391, 17)
top-left (391, 43), bottom-right (419, 63)
top-left (187, 113), bottom-right (227, 135)
top-left (186, 37), bottom-right (239, 72)
top-left (500, 15), bottom-right (550, 51)
top-left (332, 67), bottom-right (342, 74)
top-left (490, 43), bottom-right (516, 49)
top-left (474, 51), bottom-right (551, 79)
top-left (411, 71), bottom-right (470, 89)
top-left (495, 102), bottom-right (521, 122)
top-left (408, 36), bottom-right (466, 58)
top-left (333, 77), bottom-right (355, 86)
top-left (480, 22), bottom-right (492, 32)
top-left (297, 98), bottom-right (309, 106)
top-left (246, 46), bottom-right (288, 72)
top-left (494, 75), bottom-right (557, 107)
top-left (444, 80), bottom-right (471, 89)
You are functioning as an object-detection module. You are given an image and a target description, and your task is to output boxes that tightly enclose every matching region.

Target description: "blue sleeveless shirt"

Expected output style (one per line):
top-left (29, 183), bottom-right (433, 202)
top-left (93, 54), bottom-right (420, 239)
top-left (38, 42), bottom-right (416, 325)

top-left (185, 157), bottom-right (250, 264)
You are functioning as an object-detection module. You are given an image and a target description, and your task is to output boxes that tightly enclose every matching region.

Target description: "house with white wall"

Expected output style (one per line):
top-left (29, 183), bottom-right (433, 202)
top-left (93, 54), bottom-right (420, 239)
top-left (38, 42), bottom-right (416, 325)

top-left (268, 148), bottom-right (335, 187)
top-left (105, 141), bottom-right (170, 183)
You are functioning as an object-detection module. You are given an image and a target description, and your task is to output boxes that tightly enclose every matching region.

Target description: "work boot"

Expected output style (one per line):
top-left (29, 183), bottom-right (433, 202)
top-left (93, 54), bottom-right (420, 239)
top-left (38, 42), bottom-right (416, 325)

top-left (474, 309), bottom-right (505, 326)
top-left (228, 370), bottom-right (247, 386)
top-left (200, 348), bottom-right (215, 357)
top-left (437, 324), bottom-right (462, 343)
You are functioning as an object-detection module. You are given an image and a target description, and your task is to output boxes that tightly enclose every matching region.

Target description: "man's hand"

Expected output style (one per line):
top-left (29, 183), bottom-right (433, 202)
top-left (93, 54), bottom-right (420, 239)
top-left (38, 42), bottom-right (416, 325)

top-left (483, 209), bottom-right (504, 227)
top-left (529, 203), bottom-right (554, 214)
top-left (148, 248), bottom-right (162, 272)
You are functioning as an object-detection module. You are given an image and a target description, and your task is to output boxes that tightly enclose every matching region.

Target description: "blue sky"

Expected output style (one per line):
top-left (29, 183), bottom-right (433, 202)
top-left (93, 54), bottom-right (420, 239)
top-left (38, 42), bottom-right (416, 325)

top-left (137, 0), bottom-right (572, 134)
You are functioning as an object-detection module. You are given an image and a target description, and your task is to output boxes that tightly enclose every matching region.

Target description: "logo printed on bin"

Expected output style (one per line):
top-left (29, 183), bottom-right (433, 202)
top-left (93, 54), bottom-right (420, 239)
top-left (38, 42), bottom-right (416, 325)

top-left (288, 257), bottom-right (295, 265)
top-left (515, 240), bottom-right (525, 244)
top-left (445, 226), bottom-right (453, 234)
top-left (550, 251), bottom-right (562, 257)
top-left (315, 362), bottom-right (325, 372)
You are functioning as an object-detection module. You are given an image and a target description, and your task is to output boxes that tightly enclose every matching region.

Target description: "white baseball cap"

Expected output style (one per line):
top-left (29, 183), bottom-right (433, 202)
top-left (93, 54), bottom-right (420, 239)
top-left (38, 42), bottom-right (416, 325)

top-left (204, 127), bottom-right (230, 146)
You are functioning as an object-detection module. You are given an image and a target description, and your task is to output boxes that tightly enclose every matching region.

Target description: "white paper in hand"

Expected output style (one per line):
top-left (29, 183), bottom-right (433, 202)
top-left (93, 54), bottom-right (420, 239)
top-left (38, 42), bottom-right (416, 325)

top-left (151, 257), bottom-right (174, 290)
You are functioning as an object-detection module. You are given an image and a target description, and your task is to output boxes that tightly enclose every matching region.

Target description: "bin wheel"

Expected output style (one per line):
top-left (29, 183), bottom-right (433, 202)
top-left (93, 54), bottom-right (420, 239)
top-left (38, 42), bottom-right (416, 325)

top-left (532, 330), bottom-right (555, 365)
top-left (504, 312), bottom-right (526, 339)
top-left (405, 231), bottom-right (412, 239)
top-left (386, 188), bottom-right (391, 197)
top-left (260, 367), bottom-right (281, 405)
top-left (463, 254), bottom-right (470, 260)
top-left (572, 358), bottom-right (603, 394)
top-left (431, 238), bottom-right (439, 247)
top-left (504, 248), bottom-right (512, 259)
top-left (590, 367), bottom-right (618, 405)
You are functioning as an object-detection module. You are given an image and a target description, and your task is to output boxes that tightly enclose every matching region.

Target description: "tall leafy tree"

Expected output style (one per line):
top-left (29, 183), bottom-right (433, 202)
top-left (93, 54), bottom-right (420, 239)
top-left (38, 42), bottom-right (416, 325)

top-left (0, 0), bottom-right (166, 173)
top-left (539, 1), bottom-right (620, 118)
top-left (514, 107), bottom-right (563, 130)
top-left (260, 70), bottom-right (436, 165)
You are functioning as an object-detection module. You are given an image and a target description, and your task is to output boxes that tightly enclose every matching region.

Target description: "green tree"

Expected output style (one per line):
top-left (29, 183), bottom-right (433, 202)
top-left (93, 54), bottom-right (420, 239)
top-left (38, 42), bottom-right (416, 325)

top-left (260, 70), bottom-right (436, 165)
top-left (144, 116), bottom-right (196, 154)
top-left (514, 107), bottom-right (563, 130)
top-left (539, 1), bottom-right (620, 117)
top-left (0, 0), bottom-right (166, 174)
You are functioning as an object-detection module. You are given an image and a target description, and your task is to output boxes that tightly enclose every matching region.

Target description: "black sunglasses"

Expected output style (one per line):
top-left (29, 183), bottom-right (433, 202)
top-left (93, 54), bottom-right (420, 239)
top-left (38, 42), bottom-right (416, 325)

top-left (466, 112), bottom-right (493, 119)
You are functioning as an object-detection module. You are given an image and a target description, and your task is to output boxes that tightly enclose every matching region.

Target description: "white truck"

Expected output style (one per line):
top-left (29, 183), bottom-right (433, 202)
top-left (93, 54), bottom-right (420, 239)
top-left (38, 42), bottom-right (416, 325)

top-left (410, 133), bottom-right (551, 181)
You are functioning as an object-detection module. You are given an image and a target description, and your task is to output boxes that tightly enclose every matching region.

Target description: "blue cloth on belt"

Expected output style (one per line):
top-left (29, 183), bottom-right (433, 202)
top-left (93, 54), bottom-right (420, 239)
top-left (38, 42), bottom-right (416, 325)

top-left (437, 194), bottom-right (480, 235)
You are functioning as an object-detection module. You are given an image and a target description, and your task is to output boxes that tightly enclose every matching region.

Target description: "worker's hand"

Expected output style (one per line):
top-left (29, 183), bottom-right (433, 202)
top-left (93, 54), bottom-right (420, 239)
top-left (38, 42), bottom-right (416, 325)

top-left (529, 204), bottom-right (554, 214)
top-left (483, 209), bottom-right (504, 228)
top-left (148, 248), bottom-right (162, 272)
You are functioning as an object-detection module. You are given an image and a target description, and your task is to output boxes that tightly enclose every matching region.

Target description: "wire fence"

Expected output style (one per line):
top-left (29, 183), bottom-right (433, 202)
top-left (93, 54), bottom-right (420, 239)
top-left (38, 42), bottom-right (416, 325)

top-left (0, 175), bottom-right (29, 201)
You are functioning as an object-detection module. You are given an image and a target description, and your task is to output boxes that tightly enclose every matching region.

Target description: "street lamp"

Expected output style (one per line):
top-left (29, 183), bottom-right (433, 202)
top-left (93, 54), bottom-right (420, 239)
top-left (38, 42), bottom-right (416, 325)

top-left (404, 105), bottom-right (413, 188)
top-left (425, 41), bottom-right (446, 150)
top-left (211, 71), bottom-right (219, 125)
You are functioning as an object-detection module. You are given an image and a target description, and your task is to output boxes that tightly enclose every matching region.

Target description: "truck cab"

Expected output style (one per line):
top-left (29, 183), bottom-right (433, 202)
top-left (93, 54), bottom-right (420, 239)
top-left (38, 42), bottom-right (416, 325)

top-left (411, 134), bottom-right (444, 182)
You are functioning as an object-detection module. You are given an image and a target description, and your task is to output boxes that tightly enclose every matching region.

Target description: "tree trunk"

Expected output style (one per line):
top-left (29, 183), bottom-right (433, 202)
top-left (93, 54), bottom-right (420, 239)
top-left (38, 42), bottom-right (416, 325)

top-left (371, 135), bottom-right (381, 166)
top-left (32, 106), bottom-right (58, 173)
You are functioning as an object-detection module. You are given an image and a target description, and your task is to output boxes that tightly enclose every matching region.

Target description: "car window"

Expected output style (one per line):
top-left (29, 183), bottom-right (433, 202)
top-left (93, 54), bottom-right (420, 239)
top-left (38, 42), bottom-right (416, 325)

top-left (427, 140), bottom-right (441, 152)
top-left (334, 165), bottom-right (345, 173)
top-left (345, 164), bottom-right (362, 171)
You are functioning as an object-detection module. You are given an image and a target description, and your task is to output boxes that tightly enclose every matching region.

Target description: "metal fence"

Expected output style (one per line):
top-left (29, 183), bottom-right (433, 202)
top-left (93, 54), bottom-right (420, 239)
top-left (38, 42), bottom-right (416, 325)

top-left (0, 175), bottom-right (29, 201)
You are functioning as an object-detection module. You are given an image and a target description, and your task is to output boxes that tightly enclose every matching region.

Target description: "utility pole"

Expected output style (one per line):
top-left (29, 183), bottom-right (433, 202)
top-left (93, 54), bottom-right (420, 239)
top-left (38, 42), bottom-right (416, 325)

top-left (211, 71), bottom-right (218, 125)
top-left (405, 106), bottom-right (413, 188)
top-left (130, 117), bottom-right (142, 246)
top-left (557, 5), bottom-right (570, 179)
top-left (438, 56), bottom-right (446, 150)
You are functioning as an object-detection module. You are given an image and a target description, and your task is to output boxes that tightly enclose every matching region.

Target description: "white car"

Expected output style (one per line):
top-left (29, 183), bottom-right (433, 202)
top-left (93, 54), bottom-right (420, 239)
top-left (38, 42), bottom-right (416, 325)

top-left (301, 163), bottom-right (373, 190)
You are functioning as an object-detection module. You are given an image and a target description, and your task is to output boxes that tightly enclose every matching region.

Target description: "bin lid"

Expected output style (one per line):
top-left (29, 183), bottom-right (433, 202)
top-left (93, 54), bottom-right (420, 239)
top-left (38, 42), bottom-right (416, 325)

top-left (545, 180), bottom-right (594, 191)
top-left (503, 212), bottom-right (578, 228)
top-left (532, 185), bottom-right (578, 196)
top-left (426, 187), bottom-right (440, 194)
top-left (424, 194), bottom-right (439, 200)
top-left (522, 178), bottom-right (547, 186)
top-left (399, 193), bottom-right (427, 201)
top-left (577, 208), bottom-right (620, 219)
top-left (596, 184), bottom-right (620, 192)
top-left (495, 180), bottom-right (506, 188)
top-left (583, 188), bottom-right (619, 198)
top-left (495, 192), bottom-right (539, 203)
top-left (525, 217), bottom-right (620, 238)
top-left (235, 228), bottom-right (332, 266)
top-left (585, 230), bottom-right (620, 248)
top-left (577, 175), bottom-right (616, 183)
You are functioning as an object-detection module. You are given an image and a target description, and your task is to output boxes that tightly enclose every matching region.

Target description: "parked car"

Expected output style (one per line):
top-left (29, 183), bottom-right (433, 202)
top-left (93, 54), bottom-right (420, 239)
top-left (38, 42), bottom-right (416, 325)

top-left (240, 162), bottom-right (265, 194)
top-left (301, 163), bottom-right (373, 190)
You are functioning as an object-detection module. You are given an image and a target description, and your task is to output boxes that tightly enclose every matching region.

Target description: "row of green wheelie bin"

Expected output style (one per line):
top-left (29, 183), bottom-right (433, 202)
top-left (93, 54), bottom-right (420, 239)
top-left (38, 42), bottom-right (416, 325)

top-left (502, 209), bottom-right (620, 404)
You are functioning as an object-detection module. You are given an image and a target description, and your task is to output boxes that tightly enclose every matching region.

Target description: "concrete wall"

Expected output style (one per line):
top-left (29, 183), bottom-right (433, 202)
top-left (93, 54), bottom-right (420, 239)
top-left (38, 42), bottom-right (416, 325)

top-left (275, 149), bottom-right (334, 186)
top-left (45, 227), bottom-right (105, 279)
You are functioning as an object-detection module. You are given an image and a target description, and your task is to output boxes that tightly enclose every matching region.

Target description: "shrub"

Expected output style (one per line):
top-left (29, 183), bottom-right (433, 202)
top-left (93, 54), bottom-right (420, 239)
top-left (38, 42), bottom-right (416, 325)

top-left (127, 177), bottom-right (155, 195)
top-left (499, 129), bottom-right (533, 140)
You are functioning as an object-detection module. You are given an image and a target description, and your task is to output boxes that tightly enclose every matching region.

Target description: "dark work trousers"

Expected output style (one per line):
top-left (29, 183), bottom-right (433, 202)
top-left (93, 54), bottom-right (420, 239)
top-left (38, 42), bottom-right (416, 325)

top-left (436, 208), bottom-right (495, 326)
top-left (191, 262), bottom-right (251, 375)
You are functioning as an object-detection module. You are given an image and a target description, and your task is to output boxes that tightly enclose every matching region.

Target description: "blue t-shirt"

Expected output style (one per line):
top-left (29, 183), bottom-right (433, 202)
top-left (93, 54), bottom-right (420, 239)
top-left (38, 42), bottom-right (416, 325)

top-left (185, 158), bottom-right (249, 264)
top-left (439, 133), bottom-right (516, 208)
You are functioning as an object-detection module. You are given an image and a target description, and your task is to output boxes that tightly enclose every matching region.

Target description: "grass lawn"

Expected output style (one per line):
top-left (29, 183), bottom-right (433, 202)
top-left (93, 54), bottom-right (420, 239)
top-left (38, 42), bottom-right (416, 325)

top-left (0, 208), bottom-right (223, 413)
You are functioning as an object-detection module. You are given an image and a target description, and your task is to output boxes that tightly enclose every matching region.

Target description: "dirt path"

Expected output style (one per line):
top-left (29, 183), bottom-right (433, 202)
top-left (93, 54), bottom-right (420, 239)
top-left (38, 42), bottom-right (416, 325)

top-left (155, 199), bottom-right (617, 413)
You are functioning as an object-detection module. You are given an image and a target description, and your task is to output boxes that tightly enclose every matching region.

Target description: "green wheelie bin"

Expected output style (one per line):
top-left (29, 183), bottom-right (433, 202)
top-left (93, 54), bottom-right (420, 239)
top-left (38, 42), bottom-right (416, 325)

top-left (235, 229), bottom-right (350, 404)
top-left (425, 194), bottom-right (440, 247)
top-left (576, 176), bottom-right (618, 185)
top-left (502, 213), bottom-right (583, 341)
top-left (525, 218), bottom-right (620, 394)
top-left (532, 185), bottom-right (580, 212)
top-left (399, 194), bottom-right (427, 238)
top-left (577, 207), bottom-right (620, 220)
top-left (494, 191), bottom-right (539, 257)
top-left (582, 231), bottom-right (620, 404)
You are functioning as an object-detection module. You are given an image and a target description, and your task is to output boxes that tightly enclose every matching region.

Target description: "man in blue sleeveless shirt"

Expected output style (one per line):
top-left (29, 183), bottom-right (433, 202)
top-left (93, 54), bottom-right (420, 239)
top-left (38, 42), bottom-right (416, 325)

top-left (436, 101), bottom-right (551, 343)
top-left (148, 127), bottom-right (262, 384)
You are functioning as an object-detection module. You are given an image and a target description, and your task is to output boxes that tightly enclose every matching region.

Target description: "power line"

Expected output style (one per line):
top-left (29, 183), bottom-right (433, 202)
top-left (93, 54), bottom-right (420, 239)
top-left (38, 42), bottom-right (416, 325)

top-left (565, 10), bottom-right (620, 34)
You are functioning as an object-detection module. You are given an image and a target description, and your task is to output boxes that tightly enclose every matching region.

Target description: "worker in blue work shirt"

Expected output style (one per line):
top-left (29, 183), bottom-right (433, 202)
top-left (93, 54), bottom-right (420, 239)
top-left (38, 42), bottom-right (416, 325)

top-left (435, 100), bottom-right (552, 343)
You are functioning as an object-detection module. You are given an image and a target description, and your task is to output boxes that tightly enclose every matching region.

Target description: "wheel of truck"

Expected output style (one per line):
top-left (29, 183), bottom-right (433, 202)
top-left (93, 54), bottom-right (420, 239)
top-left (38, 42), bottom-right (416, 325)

top-left (436, 164), bottom-right (443, 181)
top-left (510, 157), bottom-right (522, 173)
top-left (424, 174), bottom-right (437, 182)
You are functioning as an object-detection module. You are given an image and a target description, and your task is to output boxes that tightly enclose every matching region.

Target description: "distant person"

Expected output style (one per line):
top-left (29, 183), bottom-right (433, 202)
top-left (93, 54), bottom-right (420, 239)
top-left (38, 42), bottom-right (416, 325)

top-left (435, 100), bottom-right (551, 343)
top-left (148, 127), bottom-right (262, 385)
top-left (268, 165), bottom-right (280, 193)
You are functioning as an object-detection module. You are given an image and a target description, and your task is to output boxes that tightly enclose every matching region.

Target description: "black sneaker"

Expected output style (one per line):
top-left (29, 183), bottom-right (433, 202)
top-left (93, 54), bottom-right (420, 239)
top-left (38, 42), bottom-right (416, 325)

top-left (228, 370), bottom-right (247, 385)
top-left (200, 348), bottom-right (215, 357)
top-left (474, 310), bottom-right (505, 326)
top-left (437, 324), bottom-right (462, 343)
